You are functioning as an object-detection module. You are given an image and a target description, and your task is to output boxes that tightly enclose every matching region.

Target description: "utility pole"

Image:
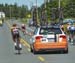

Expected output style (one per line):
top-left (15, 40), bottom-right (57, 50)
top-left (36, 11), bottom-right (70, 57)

top-left (44, 0), bottom-right (47, 25)
top-left (36, 0), bottom-right (38, 26)
top-left (32, 0), bottom-right (38, 27)
top-left (10, 6), bottom-right (11, 19)
top-left (58, 0), bottom-right (61, 21)
top-left (40, 0), bottom-right (47, 26)
top-left (58, 0), bottom-right (63, 24)
top-left (58, 0), bottom-right (61, 9)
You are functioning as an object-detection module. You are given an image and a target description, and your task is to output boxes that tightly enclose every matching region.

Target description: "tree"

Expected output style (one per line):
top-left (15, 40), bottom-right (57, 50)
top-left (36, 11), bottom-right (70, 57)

top-left (0, 3), bottom-right (29, 19)
top-left (32, 6), bottom-right (37, 26)
top-left (64, 0), bottom-right (75, 18)
top-left (39, 0), bottom-right (75, 20)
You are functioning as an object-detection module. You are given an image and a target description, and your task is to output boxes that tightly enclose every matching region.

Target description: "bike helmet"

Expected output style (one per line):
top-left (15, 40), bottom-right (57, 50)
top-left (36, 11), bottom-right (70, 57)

top-left (22, 24), bottom-right (25, 26)
top-left (13, 23), bottom-right (17, 27)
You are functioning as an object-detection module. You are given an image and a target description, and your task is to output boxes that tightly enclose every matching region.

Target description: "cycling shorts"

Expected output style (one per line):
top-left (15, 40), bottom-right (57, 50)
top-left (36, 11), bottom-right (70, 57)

top-left (12, 28), bottom-right (20, 39)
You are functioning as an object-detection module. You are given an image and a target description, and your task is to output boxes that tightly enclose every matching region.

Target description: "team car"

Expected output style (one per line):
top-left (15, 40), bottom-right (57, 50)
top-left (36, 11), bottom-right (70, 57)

top-left (30, 25), bottom-right (68, 54)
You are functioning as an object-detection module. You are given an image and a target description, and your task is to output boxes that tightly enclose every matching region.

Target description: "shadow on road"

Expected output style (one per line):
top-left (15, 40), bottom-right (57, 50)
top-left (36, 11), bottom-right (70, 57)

top-left (33, 51), bottom-right (68, 55)
top-left (14, 52), bottom-right (22, 55)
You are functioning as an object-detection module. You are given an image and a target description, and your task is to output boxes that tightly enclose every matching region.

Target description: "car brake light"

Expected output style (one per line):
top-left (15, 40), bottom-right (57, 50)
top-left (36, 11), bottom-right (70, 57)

top-left (35, 36), bottom-right (43, 40)
top-left (60, 35), bottom-right (66, 39)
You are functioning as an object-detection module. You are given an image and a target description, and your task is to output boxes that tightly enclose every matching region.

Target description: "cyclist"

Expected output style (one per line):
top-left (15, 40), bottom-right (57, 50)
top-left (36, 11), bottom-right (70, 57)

top-left (11, 23), bottom-right (22, 50)
top-left (21, 23), bottom-right (32, 36)
top-left (21, 24), bottom-right (26, 35)
top-left (67, 23), bottom-right (75, 44)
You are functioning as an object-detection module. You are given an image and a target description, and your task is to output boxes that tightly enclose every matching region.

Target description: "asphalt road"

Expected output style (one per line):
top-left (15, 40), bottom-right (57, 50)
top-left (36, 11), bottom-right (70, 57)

top-left (0, 20), bottom-right (75, 63)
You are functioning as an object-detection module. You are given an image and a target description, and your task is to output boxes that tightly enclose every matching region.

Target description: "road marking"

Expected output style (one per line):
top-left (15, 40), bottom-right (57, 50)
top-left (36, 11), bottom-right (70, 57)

top-left (27, 48), bottom-right (30, 52)
top-left (38, 56), bottom-right (45, 62)
top-left (20, 38), bottom-right (30, 48)
top-left (20, 39), bottom-right (30, 52)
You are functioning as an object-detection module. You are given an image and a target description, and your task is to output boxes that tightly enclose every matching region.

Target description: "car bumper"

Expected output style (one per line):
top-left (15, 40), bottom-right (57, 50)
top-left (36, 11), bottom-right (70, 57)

top-left (34, 42), bottom-right (68, 52)
top-left (37, 48), bottom-right (68, 52)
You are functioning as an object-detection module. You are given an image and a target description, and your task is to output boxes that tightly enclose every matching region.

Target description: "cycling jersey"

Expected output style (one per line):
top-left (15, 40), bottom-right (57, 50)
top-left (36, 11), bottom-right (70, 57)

top-left (11, 26), bottom-right (20, 42)
top-left (21, 24), bottom-right (25, 29)
top-left (69, 26), bottom-right (75, 31)
top-left (21, 26), bottom-right (25, 29)
top-left (68, 26), bottom-right (75, 35)
top-left (12, 28), bottom-right (19, 35)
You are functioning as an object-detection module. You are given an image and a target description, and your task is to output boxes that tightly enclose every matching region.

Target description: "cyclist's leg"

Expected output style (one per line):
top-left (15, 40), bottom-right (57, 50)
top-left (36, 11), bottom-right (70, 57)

top-left (17, 34), bottom-right (22, 50)
top-left (68, 30), bottom-right (71, 42)
top-left (68, 29), bottom-right (72, 43)
top-left (11, 34), bottom-right (18, 50)
top-left (73, 30), bottom-right (75, 41)
top-left (70, 30), bottom-right (74, 44)
top-left (22, 29), bottom-right (25, 34)
top-left (72, 30), bottom-right (75, 44)
top-left (12, 34), bottom-right (17, 44)
top-left (23, 29), bottom-right (26, 34)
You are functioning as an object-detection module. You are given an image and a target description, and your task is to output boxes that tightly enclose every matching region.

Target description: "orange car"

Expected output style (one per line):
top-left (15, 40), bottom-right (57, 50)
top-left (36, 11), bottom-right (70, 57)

top-left (30, 26), bottom-right (68, 54)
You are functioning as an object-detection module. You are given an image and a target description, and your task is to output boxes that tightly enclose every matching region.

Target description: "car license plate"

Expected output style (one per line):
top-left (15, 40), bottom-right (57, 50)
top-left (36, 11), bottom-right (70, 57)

top-left (47, 38), bottom-right (55, 42)
top-left (41, 38), bottom-right (48, 43)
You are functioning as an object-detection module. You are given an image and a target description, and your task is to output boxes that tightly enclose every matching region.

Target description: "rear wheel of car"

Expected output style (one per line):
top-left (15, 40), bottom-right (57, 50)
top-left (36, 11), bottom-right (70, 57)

top-left (30, 44), bottom-right (33, 52)
top-left (61, 48), bottom-right (68, 54)
top-left (33, 47), bottom-right (38, 54)
top-left (64, 48), bottom-right (68, 54)
top-left (30, 44), bottom-right (37, 54)
top-left (60, 48), bottom-right (68, 54)
top-left (33, 49), bottom-right (37, 54)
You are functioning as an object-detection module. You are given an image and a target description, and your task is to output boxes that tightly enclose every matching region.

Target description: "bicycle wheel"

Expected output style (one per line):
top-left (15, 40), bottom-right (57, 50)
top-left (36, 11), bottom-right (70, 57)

top-left (16, 35), bottom-right (21, 54)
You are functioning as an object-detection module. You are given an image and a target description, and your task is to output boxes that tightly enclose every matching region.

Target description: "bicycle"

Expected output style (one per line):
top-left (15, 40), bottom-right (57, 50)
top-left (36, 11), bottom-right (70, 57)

top-left (15, 34), bottom-right (22, 54)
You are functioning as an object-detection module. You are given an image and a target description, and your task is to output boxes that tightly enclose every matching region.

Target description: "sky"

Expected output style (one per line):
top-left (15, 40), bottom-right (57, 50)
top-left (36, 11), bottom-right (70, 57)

top-left (0, 0), bottom-right (44, 9)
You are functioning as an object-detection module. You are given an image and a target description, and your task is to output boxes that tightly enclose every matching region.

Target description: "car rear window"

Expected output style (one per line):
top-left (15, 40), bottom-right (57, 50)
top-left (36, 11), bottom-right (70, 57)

top-left (39, 27), bottom-right (62, 35)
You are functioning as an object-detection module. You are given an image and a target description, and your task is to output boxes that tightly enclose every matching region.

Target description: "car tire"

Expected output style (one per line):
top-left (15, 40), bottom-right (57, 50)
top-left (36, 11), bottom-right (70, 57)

top-left (60, 48), bottom-right (68, 54)
top-left (30, 45), bottom-right (33, 52)
top-left (64, 48), bottom-right (68, 54)
top-left (33, 47), bottom-right (37, 54)
top-left (31, 48), bottom-right (33, 52)
top-left (33, 49), bottom-right (37, 54)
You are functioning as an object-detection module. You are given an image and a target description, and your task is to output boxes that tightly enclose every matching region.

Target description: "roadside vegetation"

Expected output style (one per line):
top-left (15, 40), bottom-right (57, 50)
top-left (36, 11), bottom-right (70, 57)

top-left (0, 0), bottom-right (75, 32)
top-left (0, 0), bottom-right (75, 20)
